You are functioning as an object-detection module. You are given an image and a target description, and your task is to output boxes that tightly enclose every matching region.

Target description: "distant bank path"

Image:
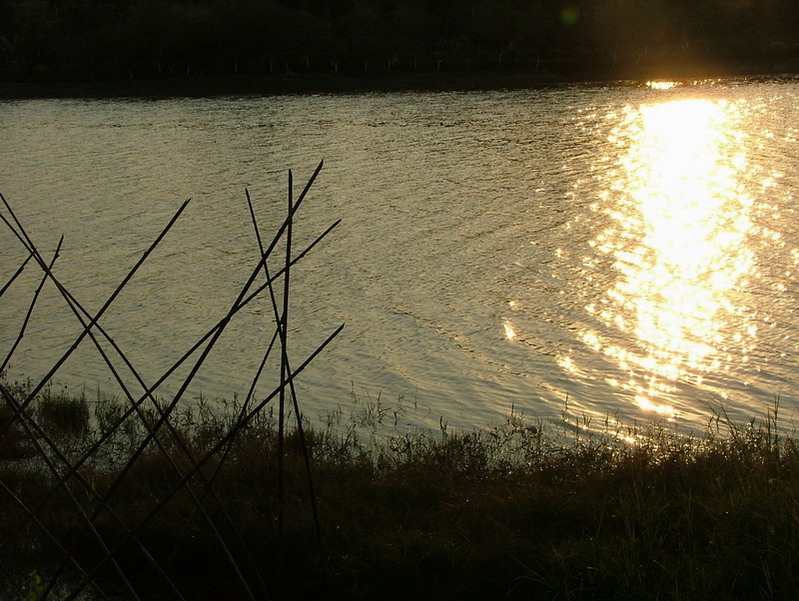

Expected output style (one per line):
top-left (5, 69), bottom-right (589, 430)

top-left (2, 59), bottom-right (799, 99)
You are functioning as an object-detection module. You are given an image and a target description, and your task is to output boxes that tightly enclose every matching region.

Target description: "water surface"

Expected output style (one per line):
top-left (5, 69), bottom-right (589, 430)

top-left (2, 79), bottom-right (799, 433)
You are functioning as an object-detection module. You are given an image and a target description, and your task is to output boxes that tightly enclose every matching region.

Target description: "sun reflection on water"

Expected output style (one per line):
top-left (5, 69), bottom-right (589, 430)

top-left (646, 80), bottom-right (681, 91)
top-left (582, 98), bottom-right (758, 418)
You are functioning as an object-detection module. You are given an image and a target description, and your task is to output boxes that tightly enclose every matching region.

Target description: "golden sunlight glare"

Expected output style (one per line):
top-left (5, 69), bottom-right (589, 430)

top-left (584, 98), bottom-right (757, 418)
top-left (645, 81), bottom-right (680, 91)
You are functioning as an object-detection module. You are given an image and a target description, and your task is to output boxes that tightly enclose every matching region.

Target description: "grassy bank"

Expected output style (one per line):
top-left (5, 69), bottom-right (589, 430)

top-left (2, 382), bottom-right (799, 600)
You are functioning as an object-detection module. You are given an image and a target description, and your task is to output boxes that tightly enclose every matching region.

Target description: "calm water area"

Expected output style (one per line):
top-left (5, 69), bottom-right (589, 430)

top-left (2, 77), bottom-right (799, 435)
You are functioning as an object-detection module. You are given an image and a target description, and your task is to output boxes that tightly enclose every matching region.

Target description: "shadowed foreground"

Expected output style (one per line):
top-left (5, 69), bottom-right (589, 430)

top-left (2, 385), bottom-right (798, 601)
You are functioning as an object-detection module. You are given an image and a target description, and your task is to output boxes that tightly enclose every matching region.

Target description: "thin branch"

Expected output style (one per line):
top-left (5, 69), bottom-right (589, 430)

top-left (0, 194), bottom-right (191, 436)
top-left (1, 236), bottom-right (63, 374)
top-left (0, 252), bottom-right (33, 299)
top-left (62, 322), bottom-right (343, 601)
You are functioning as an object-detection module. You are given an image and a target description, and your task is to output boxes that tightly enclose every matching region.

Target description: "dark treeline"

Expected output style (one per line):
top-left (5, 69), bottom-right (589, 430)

top-left (2, 0), bottom-right (799, 86)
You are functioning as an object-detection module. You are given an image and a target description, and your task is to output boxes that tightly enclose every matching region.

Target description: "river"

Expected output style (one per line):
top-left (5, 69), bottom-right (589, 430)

top-left (2, 77), bottom-right (799, 435)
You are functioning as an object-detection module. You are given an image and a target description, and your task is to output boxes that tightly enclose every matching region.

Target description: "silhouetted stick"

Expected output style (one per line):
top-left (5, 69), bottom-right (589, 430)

top-left (62, 163), bottom-right (326, 599)
top-left (0, 208), bottom-right (29, 251)
top-left (81, 159), bottom-right (323, 475)
top-left (1, 166), bottom-right (334, 598)
top-left (0, 214), bottom-right (340, 556)
top-left (0, 193), bottom-right (190, 436)
top-left (87, 206), bottom-right (291, 541)
top-left (62, 323), bottom-right (343, 601)
top-left (152, 189), bottom-right (285, 600)
top-left (277, 169), bottom-right (294, 545)
top-left (0, 378), bottom-right (184, 601)
top-left (0, 236), bottom-right (62, 374)
top-left (9, 213), bottom-right (265, 601)
top-left (0, 241), bottom-right (235, 601)
top-left (190, 326), bottom-right (344, 495)
top-left (1, 381), bottom-right (183, 601)
top-left (81, 161), bottom-right (327, 507)
top-left (29, 273), bottom-right (249, 601)
top-left (0, 478), bottom-right (112, 600)
top-left (0, 384), bottom-right (143, 601)
top-left (0, 234), bottom-right (288, 601)
top-left (0, 252), bottom-right (32, 298)
top-left (18, 217), bottom-right (339, 510)
top-left (0, 203), bottom-right (192, 599)
top-left (247, 189), bottom-right (327, 582)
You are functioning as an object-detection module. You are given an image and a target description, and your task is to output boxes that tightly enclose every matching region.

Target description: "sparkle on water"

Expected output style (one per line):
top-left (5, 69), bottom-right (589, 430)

top-left (559, 94), bottom-right (765, 420)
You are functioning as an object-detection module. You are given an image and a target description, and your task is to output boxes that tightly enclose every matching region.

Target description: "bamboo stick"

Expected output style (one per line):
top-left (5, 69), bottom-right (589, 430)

top-left (0, 236), bottom-right (62, 374)
top-left (0, 252), bottom-right (33, 298)
top-left (0, 193), bottom-right (190, 437)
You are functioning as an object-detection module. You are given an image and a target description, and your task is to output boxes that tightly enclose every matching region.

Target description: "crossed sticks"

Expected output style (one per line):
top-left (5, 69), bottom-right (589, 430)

top-left (0, 162), bottom-right (342, 600)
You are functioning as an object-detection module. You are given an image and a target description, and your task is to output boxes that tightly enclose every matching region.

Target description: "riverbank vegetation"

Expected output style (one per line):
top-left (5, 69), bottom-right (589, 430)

top-left (3, 380), bottom-right (799, 600)
top-left (3, 0), bottom-right (799, 95)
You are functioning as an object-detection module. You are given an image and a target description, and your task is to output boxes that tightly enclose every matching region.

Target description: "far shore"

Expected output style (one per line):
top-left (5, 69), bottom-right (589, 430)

top-left (2, 58), bottom-right (799, 100)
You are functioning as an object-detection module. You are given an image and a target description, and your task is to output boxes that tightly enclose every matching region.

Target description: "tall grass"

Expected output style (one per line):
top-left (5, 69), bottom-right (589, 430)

top-left (4, 384), bottom-right (799, 600)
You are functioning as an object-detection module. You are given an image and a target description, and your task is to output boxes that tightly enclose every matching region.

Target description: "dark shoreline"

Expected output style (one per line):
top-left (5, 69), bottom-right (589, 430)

top-left (3, 386), bottom-right (799, 601)
top-left (2, 59), bottom-right (799, 100)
